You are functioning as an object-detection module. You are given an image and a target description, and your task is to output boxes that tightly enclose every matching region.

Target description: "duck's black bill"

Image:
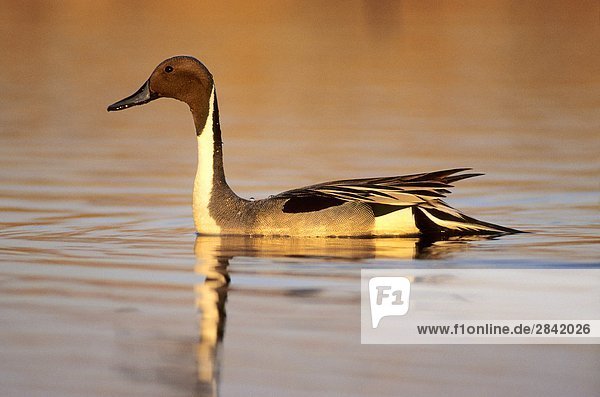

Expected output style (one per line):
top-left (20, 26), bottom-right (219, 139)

top-left (107, 80), bottom-right (158, 111)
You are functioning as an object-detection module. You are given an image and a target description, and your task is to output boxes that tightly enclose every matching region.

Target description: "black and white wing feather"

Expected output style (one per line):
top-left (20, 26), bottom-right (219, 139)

top-left (275, 168), bottom-right (519, 235)
top-left (276, 168), bottom-right (478, 209)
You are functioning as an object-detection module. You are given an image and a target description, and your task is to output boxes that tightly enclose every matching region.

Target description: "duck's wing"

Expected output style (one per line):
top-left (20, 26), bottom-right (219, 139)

top-left (274, 168), bottom-right (520, 234)
top-left (275, 168), bottom-right (480, 211)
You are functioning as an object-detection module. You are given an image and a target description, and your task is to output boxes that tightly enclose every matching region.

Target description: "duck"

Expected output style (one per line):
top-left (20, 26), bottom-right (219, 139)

top-left (108, 56), bottom-right (520, 237)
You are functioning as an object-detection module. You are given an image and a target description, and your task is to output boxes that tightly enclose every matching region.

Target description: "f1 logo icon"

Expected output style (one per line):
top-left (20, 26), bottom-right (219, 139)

top-left (369, 277), bottom-right (411, 328)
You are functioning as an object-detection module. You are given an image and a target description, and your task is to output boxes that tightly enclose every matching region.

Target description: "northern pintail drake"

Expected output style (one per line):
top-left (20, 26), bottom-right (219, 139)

top-left (108, 56), bottom-right (520, 237)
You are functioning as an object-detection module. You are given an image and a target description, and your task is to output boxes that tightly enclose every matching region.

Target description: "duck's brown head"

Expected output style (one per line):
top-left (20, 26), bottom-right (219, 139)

top-left (107, 56), bottom-right (215, 131)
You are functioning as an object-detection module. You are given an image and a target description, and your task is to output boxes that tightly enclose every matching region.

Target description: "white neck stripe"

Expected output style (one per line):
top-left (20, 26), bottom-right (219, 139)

top-left (192, 87), bottom-right (221, 234)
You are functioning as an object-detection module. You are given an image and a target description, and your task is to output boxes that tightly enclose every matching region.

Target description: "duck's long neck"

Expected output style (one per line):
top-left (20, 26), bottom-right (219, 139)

top-left (192, 86), bottom-right (238, 234)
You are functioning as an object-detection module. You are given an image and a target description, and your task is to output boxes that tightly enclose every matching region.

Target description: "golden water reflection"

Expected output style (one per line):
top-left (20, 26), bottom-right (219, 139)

top-left (191, 234), bottom-right (492, 395)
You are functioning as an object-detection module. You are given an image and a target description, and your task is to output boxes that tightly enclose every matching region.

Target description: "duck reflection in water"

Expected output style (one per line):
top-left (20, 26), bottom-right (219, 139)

top-left (190, 234), bottom-right (500, 396)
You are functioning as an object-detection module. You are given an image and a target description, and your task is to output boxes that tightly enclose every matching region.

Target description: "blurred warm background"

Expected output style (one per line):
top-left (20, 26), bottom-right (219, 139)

top-left (1, 1), bottom-right (597, 199)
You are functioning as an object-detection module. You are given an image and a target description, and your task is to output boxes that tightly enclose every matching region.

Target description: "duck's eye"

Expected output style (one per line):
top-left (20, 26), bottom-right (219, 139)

top-left (165, 66), bottom-right (174, 73)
